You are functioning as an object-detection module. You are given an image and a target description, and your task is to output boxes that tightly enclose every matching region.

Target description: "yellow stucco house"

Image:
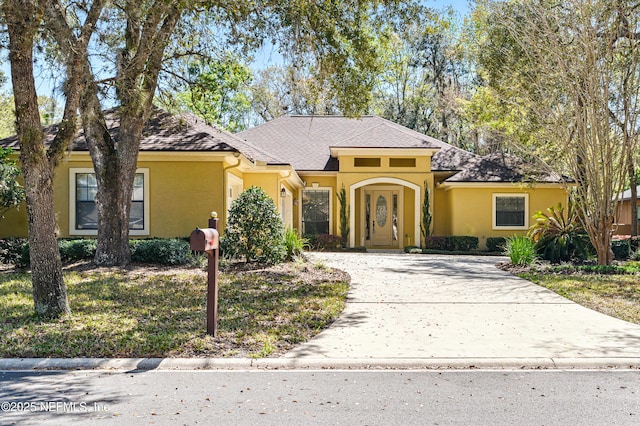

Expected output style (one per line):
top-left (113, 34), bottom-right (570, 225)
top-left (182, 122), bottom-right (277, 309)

top-left (0, 110), bottom-right (569, 249)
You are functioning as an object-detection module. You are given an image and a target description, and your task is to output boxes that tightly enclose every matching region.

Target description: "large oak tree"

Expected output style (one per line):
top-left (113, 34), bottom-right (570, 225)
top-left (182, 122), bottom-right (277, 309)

top-left (2, 0), bottom-right (106, 316)
top-left (47, 0), bottom-right (412, 266)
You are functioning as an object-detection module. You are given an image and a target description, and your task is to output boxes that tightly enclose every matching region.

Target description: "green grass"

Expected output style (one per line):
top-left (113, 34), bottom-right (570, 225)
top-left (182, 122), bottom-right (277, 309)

top-left (0, 262), bottom-right (349, 358)
top-left (519, 270), bottom-right (640, 325)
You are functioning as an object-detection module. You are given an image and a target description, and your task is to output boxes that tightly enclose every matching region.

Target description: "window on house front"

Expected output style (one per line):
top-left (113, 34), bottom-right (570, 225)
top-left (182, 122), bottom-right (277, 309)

top-left (493, 194), bottom-right (528, 229)
top-left (389, 158), bottom-right (416, 167)
top-left (302, 189), bottom-right (330, 235)
top-left (354, 157), bottom-right (381, 167)
top-left (70, 168), bottom-right (149, 235)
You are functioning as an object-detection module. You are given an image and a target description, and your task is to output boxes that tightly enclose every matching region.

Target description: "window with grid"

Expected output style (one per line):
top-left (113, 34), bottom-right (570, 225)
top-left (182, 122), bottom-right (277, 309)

top-left (302, 189), bottom-right (330, 235)
top-left (75, 172), bottom-right (145, 231)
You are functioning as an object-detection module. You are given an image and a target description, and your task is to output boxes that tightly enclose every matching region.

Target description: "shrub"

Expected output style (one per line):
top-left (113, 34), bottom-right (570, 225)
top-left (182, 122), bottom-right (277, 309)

top-left (3, 238), bottom-right (196, 267)
top-left (424, 236), bottom-right (448, 250)
top-left (0, 238), bottom-right (28, 267)
top-left (221, 186), bottom-right (285, 264)
top-left (308, 234), bottom-right (344, 250)
top-left (420, 182), bottom-right (432, 245)
top-left (424, 236), bottom-right (478, 251)
top-left (611, 239), bottom-right (631, 261)
top-left (283, 227), bottom-right (308, 261)
top-left (58, 239), bottom-right (97, 262)
top-left (451, 236), bottom-right (478, 251)
top-left (130, 239), bottom-right (192, 265)
top-left (528, 202), bottom-right (589, 263)
top-left (486, 237), bottom-right (507, 253)
top-left (337, 185), bottom-right (349, 246)
top-left (504, 235), bottom-right (537, 266)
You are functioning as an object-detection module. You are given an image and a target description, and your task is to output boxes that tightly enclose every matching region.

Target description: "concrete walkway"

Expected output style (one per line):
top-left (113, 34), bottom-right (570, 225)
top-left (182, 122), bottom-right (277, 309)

top-left (283, 252), bottom-right (640, 368)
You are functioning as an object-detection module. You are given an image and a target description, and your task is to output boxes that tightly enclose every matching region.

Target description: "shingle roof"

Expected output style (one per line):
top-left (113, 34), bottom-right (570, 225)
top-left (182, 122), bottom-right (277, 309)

top-left (444, 152), bottom-right (565, 183)
top-left (0, 108), bottom-right (282, 161)
top-left (0, 110), bottom-right (565, 183)
top-left (237, 115), bottom-right (477, 172)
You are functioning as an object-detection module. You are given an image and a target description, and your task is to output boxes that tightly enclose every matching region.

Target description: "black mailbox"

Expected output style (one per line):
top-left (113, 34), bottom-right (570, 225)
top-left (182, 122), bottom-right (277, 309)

top-left (190, 227), bottom-right (219, 252)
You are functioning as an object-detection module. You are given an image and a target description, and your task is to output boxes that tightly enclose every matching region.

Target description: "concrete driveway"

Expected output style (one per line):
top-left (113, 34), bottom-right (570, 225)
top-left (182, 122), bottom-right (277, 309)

top-left (285, 252), bottom-right (640, 368)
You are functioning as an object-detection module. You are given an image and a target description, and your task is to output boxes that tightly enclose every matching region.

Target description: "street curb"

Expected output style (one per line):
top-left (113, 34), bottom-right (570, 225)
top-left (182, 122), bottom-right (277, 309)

top-left (1, 357), bottom-right (639, 371)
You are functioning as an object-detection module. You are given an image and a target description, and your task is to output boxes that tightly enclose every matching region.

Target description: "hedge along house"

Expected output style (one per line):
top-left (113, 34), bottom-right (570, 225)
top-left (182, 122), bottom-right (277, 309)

top-left (0, 110), bottom-right (568, 250)
top-left (237, 116), bottom-right (569, 250)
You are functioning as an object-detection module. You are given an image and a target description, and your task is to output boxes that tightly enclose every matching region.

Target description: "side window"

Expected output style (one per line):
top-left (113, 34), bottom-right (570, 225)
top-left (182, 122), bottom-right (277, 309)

top-left (493, 194), bottom-right (528, 229)
top-left (302, 189), bottom-right (330, 235)
top-left (70, 168), bottom-right (149, 235)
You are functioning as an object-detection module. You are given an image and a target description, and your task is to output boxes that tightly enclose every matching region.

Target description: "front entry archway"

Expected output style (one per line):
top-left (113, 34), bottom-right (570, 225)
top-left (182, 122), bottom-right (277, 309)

top-left (349, 177), bottom-right (421, 248)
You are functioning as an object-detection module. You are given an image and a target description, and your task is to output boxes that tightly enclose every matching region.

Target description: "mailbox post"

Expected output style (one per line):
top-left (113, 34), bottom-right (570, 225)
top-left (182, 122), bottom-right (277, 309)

top-left (189, 212), bottom-right (220, 337)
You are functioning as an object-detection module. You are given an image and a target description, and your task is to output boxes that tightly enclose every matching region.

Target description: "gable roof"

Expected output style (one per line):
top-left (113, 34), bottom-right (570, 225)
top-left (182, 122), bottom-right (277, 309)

top-left (236, 115), bottom-right (477, 172)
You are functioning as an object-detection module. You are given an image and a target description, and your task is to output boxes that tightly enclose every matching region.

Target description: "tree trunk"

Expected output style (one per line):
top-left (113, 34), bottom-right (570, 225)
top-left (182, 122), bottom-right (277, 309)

top-left (593, 218), bottom-right (614, 266)
top-left (79, 72), bottom-right (136, 266)
top-left (23, 162), bottom-right (69, 316)
top-left (4, 0), bottom-right (69, 317)
top-left (94, 155), bottom-right (134, 266)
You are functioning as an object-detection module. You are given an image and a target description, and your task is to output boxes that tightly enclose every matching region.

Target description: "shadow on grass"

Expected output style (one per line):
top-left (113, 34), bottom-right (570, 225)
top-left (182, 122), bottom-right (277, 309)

top-left (0, 264), bottom-right (349, 358)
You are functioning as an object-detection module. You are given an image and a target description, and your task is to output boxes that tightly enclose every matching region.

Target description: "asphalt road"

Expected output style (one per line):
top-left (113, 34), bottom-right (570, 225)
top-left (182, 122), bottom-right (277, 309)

top-left (1, 369), bottom-right (639, 425)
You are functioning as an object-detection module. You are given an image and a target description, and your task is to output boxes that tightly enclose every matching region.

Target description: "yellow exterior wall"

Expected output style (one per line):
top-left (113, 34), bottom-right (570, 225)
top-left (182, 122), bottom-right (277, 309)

top-left (338, 155), bottom-right (431, 173)
top-left (243, 173), bottom-right (280, 204)
top-left (0, 154), bottom-right (229, 239)
top-left (141, 160), bottom-right (225, 237)
top-left (443, 184), bottom-right (569, 249)
top-left (403, 186), bottom-right (416, 247)
top-left (433, 186), bottom-right (450, 236)
top-left (0, 148), bottom-right (569, 252)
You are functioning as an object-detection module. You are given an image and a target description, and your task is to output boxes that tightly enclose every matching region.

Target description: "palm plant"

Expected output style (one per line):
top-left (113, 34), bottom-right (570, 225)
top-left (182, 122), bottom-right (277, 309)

top-left (528, 202), bottom-right (590, 263)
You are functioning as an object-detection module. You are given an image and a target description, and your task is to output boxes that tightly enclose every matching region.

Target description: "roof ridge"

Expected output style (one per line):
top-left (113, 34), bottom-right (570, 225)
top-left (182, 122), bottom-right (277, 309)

top-left (374, 116), bottom-right (480, 157)
top-left (235, 135), bottom-right (289, 164)
top-left (332, 121), bottom-right (386, 147)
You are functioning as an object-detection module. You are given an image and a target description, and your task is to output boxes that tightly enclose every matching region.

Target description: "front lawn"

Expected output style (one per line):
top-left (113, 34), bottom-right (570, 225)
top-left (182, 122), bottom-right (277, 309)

top-left (516, 264), bottom-right (640, 325)
top-left (0, 261), bottom-right (349, 358)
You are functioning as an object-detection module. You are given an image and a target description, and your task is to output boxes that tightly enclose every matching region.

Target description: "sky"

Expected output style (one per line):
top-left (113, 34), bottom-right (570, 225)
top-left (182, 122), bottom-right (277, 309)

top-left (2, 0), bottom-right (473, 100)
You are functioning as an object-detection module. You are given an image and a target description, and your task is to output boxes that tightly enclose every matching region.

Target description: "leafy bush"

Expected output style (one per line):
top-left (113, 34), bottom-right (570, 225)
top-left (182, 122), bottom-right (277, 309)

top-left (611, 239), bottom-right (630, 261)
top-left (58, 239), bottom-right (97, 262)
top-left (451, 236), bottom-right (479, 251)
top-left (130, 239), bottom-right (192, 265)
top-left (528, 202), bottom-right (589, 263)
top-left (505, 235), bottom-right (537, 266)
top-left (308, 234), bottom-right (345, 250)
top-left (424, 236), bottom-right (479, 251)
top-left (424, 236), bottom-right (448, 250)
top-left (2, 238), bottom-right (196, 267)
top-left (220, 186), bottom-right (285, 264)
top-left (284, 227), bottom-right (308, 261)
top-left (0, 238), bottom-right (28, 267)
top-left (486, 237), bottom-right (507, 253)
